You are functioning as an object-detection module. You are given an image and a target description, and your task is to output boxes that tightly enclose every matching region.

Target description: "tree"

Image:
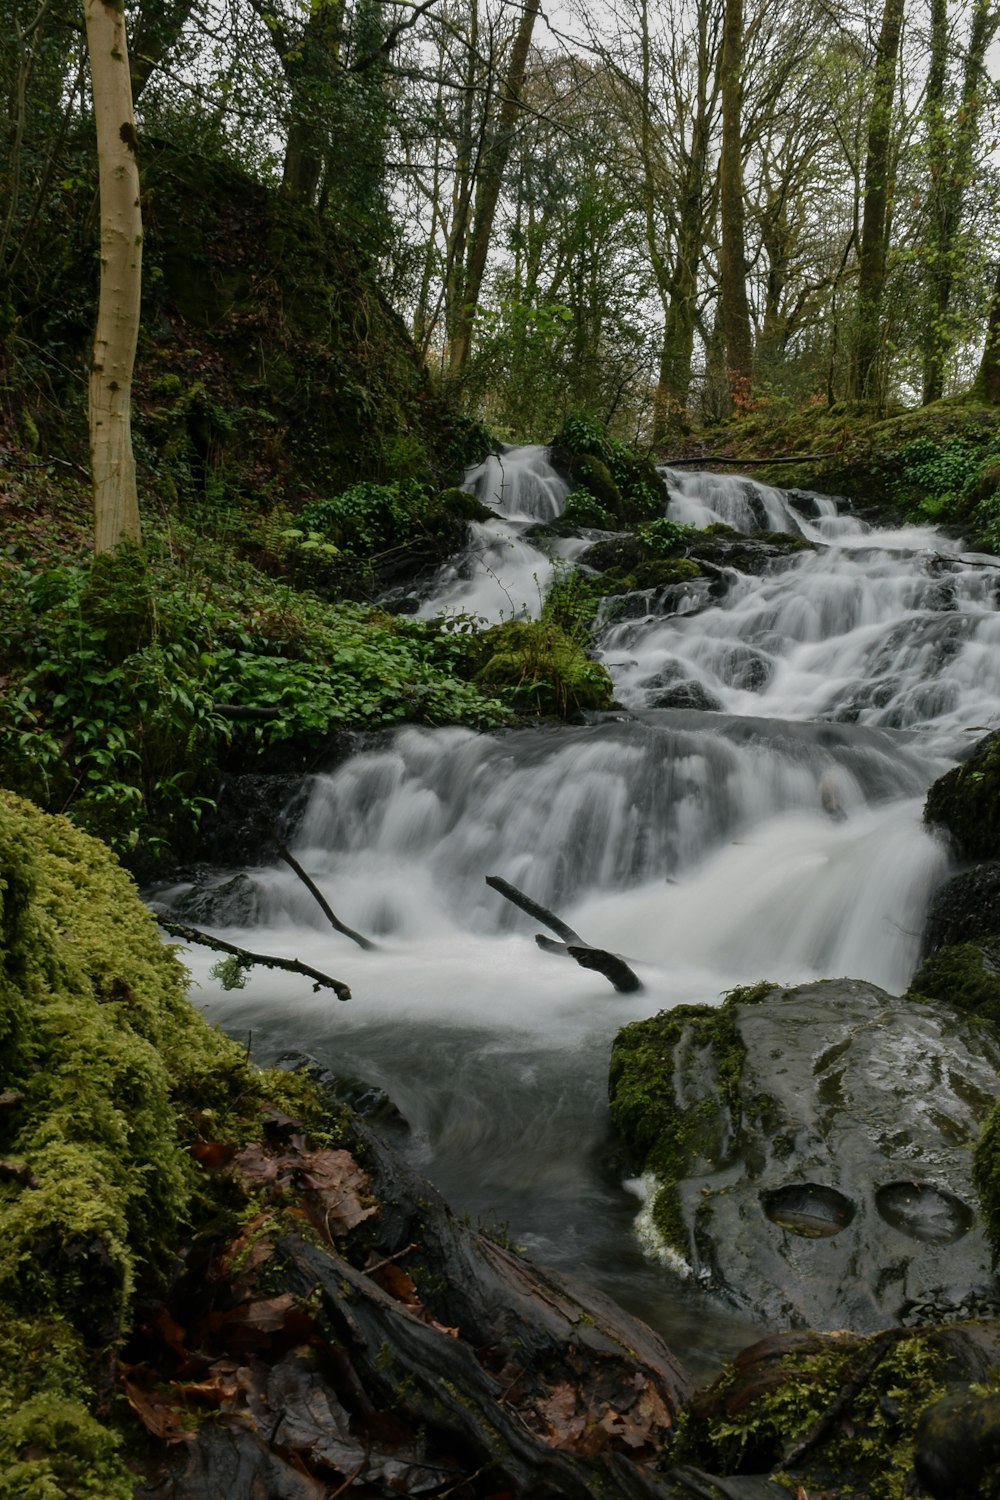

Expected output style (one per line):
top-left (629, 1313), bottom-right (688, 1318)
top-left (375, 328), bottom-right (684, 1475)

top-left (718, 0), bottom-right (754, 403)
top-left (83, 0), bottom-right (142, 552)
top-left (849, 0), bottom-right (905, 405)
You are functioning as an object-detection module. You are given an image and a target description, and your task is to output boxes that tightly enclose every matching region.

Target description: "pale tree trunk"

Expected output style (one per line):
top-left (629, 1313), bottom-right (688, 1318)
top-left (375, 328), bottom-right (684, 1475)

top-left (83, 0), bottom-right (142, 553)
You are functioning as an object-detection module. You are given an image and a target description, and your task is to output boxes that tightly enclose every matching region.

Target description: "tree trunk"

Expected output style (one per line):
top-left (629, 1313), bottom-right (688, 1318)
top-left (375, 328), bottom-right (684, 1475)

top-left (448, 0), bottom-right (540, 374)
top-left (849, 0), bottom-right (905, 406)
top-left (83, 0), bottom-right (142, 553)
top-left (718, 0), bottom-right (753, 406)
top-left (920, 0), bottom-right (998, 405)
top-left (973, 260), bottom-right (1000, 404)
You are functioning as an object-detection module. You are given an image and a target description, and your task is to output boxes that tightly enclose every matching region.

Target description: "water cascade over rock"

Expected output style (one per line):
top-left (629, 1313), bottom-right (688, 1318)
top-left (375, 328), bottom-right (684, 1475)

top-left (160, 448), bottom-right (1000, 1367)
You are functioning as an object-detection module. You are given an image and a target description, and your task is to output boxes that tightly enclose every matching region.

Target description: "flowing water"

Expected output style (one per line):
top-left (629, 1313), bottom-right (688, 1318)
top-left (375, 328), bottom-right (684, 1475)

top-left (166, 447), bottom-right (1000, 1377)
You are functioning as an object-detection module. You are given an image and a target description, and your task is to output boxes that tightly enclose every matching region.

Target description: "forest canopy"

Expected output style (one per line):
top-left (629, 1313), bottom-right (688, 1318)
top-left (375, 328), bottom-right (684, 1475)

top-left (2, 0), bottom-right (999, 458)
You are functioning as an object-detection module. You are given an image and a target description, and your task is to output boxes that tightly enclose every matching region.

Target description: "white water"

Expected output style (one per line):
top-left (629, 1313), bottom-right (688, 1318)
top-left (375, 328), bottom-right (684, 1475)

top-left (170, 447), bottom-right (1000, 1372)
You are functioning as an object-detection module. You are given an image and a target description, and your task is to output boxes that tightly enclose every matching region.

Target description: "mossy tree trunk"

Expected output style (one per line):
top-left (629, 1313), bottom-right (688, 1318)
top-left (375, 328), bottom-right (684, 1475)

top-left (848, 0), bottom-right (904, 408)
top-left (718, 0), bottom-right (754, 408)
top-left (84, 0), bottom-right (142, 553)
top-left (919, 0), bottom-right (998, 405)
top-left (973, 260), bottom-right (1000, 404)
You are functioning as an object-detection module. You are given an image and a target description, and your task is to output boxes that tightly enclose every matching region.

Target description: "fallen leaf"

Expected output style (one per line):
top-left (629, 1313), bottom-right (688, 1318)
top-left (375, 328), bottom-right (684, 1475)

top-left (123, 1376), bottom-right (192, 1444)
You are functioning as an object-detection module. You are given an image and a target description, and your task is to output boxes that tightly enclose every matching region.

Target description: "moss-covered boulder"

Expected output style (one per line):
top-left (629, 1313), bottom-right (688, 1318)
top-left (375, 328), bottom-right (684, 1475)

top-left (908, 941), bottom-right (1000, 1027)
top-left (924, 731), bottom-right (1000, 860)
top-left (0, 789), bottom-right (249, 1493)
top-left (610, 980), bottom-right (1000, 1332)
top-left (474, 620), bottom-right (615, 717)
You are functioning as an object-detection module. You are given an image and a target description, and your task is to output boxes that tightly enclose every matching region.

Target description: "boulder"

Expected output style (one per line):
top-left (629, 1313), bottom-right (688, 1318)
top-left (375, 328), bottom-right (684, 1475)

top-left (924, 730), bottom-right (1000, 860)
top-left (610, 980), bottom-right (1000, 1332)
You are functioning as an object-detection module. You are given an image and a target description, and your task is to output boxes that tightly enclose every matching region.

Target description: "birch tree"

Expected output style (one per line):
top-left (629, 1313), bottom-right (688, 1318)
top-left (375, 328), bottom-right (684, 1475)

top-left (83, 0), bottom-right (142, 552)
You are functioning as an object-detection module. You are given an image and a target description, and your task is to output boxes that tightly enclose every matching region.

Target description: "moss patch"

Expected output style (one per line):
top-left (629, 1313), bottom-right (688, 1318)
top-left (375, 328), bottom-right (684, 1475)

top-left (924, 732), bottom-right (1000, 860)
top-left (908, 942), bottom-right (1000, 1026)
top-left (608, 983), bottom-right (777, 1254)
top-left (0, 789), bottom-right (321, 1492)
top-left (473, 620), bottom-right (615, 717)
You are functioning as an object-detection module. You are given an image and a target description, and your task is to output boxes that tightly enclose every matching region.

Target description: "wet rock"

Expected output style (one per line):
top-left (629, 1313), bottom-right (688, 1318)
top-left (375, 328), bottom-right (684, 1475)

top-left (914, 1386), bottom-right (1000, 1499)
top-left (609, 980), bottom-right (1000, 1332)
top-left (199, 773), bottom-right (312, 865)
top-left (650, 682), bottom-right (723, 713)
top-left (925, 729), bottom-right (1000, 860)
top-left (170, 871), bottom-right (262, 927)
top-left (924, 861), bottom-right (1000, 948)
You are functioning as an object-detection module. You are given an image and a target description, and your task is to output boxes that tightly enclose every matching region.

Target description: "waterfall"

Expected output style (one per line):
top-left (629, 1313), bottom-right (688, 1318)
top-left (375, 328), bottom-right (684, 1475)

top-left (165, 447), bottom-right (1000, 1370)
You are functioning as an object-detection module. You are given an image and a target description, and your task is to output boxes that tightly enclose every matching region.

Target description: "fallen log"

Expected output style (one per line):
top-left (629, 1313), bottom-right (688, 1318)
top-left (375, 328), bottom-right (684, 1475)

top-left (158, 917), bottom-right (351, 1000)
top-left (487, 875), bottom-right (643, 993)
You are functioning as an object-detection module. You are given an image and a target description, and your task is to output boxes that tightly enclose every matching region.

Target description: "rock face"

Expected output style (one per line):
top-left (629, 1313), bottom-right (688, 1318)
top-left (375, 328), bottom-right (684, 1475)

top-left (610, 981), bottom-right (1000, 1332)
top-left (924, 729), bottom-right (1000, 860)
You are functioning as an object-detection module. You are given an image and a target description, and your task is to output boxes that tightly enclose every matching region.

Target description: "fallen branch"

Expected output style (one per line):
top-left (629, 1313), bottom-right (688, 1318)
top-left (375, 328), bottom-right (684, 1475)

top-left (777, 1327), bottom-right (904, 1472)
top-left (275, 840), bottom-right (377, 951)
top-left (487, 876), bottom-right (642, 994)
top-left (662, 452), bottom-right (838, 467)
top-left (158, 918), bottom-right (351, 1000)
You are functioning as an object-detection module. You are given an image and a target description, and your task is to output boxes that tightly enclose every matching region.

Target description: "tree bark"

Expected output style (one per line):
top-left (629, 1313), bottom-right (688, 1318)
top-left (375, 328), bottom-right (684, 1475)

top-left (448, 0), bottom-right (540, 374)
top-left (84, 0), bottom-right (143, 554)
top-left (973, 260), bottom-right (1000, 404)
top-left (718, 0), bottom-right (753, 406)
top-left (920, 0), bottom-right (998, 405)
top-left (849, 0), bottom-right (905, 406)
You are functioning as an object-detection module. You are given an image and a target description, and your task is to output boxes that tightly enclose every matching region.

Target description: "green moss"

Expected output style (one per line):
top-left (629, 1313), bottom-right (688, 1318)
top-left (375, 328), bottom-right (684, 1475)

top-left (608, 984), bottom-right (778, 1257)
top-left (474, 620), bottom-right (614, 717)
top-left (0, 790), bottom-right (272, 1491)
top-left (907, 942), bottom-right (1000, 1025)
top-left (924, 732), bottom-right (1000, 860)
top-left (675, 1331), bottom-right (947, 1498)
top-left (629, 558), bottom-right (701, 589)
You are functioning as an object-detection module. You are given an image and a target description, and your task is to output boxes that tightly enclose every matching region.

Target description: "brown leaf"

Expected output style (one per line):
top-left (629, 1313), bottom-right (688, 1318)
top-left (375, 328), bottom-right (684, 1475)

top-left (190, 1141), bottom-right (237, 1168)
top-left (123, 1376), bottom-right (192, 1444)
top-left (535, 1383), bottom-right (586, 1448)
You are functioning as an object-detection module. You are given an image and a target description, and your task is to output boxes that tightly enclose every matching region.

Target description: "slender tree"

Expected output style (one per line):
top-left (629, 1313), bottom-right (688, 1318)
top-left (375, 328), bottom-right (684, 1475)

top-left (973, 259), bottom-right (1000, 403)
top-left (83, 0), bottom-right (142, 552)
top-left (718, 0), bottom-right (754, 403)
top-left (849, 0), bottom-right (905, 405)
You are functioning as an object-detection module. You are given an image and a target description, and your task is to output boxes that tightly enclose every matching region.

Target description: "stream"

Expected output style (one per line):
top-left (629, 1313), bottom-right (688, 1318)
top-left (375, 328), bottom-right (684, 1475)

top-left (162, 447), bottom-right (1000, 1380)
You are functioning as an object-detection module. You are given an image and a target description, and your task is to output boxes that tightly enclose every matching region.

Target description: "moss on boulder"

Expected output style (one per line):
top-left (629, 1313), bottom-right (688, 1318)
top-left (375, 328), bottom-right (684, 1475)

top-left (473, 620), bottom-right (615, 717)
top-left (0, 789), bottom-right (272, 1493)
top-left (908, 941), bottom-right (1000, 1026)
top-left (924, 731), bottom-right (1000, 860)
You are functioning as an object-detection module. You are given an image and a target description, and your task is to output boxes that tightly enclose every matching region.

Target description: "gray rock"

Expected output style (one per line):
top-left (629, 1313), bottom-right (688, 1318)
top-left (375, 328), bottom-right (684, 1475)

top-left (610, 980), bottom-right (1000, 1332)
top-left (925, 861), bottom-right (1000, 949)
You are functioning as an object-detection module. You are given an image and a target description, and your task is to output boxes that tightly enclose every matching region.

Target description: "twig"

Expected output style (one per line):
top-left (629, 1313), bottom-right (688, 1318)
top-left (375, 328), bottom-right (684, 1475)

top-left (661, 452), bottom-right (839, 467)
top-left (275, 840), bottom-right (377, 951)
top-left (365, 1242), bottom-right (419, 1276)
top-left (158, 918), bottom-right (351, 1000)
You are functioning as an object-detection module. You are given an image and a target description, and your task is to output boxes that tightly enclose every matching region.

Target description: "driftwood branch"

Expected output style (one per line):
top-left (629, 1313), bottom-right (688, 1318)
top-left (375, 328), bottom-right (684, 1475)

top-left (662, 452), bottom-right (838, 467)
top-left (275, 841), bottom-right (377, 951)
top-left (486, 876), bottom-right (642, 994)
top-left (158, 918), bottom-right (351, 1000)
top-left (777, 1327), bottom-right (904, 1471)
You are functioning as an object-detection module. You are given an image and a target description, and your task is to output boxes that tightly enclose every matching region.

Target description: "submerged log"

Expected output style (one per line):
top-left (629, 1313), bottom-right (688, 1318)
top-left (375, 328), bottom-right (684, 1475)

top-left (487, 874), bottom-right (643, 993)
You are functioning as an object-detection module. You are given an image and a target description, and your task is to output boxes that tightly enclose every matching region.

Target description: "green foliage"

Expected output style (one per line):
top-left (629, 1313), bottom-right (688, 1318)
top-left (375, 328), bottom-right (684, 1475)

top-left (636, 518), bottom-right (697, 556)
top-left (0, 541), bottom-right (508, 866)
top-left (299, 479), bottom-right (432, 554)
top-left (897, 435), bottom-right (983, 517)
top-left (561, 490), bottom-right (614, 528)
top-left (473, 619), bottom-right (614, 717)
top-left (541, 568), bottom-right (604, 643)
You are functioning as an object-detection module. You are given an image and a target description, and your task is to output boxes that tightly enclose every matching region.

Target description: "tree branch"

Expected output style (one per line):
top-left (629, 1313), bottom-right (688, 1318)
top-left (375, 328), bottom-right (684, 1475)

top-left (159, 919), bottom-right (351, 1001)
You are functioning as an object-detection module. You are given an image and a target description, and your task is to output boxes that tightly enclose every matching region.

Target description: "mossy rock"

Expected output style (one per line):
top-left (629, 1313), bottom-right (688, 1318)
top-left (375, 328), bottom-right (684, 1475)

top-left (629, 558), bottom-right (701, 590)
top-left (0, 789), bottom-right (296, 1492)
top-left (908, 941), bottom-right (1000, 1026)
top-left (473, 620), bottom-right (614, 718)
top-left (924, 731), bottom-right (1000, 860)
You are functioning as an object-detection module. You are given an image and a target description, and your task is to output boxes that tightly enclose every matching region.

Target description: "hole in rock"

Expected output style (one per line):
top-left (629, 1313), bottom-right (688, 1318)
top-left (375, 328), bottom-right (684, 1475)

top-left (874, 1181), bottom-right (974, 1244)
top-left (761, 1183), bottom-right (856, 1239)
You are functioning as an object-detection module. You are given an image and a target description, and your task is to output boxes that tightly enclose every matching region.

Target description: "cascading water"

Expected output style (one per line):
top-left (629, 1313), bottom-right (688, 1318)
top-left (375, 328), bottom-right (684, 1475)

top-left (164, 448), bottom-right (1000, 1374)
